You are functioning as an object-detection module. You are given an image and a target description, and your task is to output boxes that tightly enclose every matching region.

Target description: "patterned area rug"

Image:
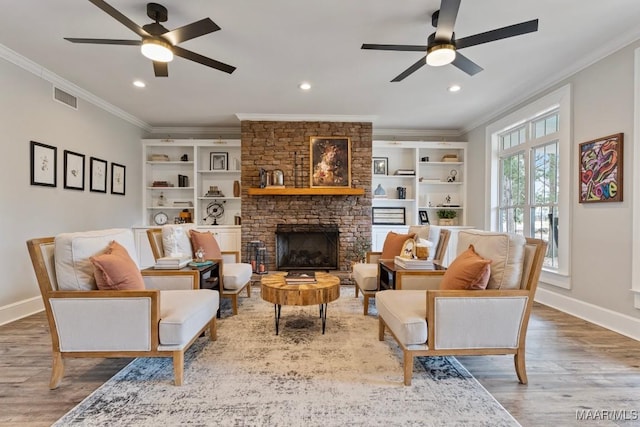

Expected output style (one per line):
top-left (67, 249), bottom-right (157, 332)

top-left (55, 286), bottom-right (519, 426)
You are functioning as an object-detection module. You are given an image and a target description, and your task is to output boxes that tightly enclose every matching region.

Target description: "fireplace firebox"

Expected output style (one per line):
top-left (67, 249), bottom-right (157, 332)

top-left (275, 224), bottom-right (339, 270)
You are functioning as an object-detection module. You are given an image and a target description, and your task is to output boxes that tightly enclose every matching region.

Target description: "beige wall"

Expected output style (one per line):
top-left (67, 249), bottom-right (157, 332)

top-left (463, 40), bottom-right (640, 321)
top-left (0, 57), bottom-right (143, 322)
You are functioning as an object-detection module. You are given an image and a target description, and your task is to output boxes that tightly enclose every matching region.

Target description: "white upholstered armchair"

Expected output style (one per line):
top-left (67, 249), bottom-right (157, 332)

top-left (147, 226), bottom-right (252, 315)
top-left (376, 230), bottom-right (546, 385)
top-left (27, 228), bottom-right (219, 389)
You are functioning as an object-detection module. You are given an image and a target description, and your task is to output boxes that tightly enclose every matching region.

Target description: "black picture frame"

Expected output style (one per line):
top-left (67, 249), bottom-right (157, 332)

top-left (210, 152), bottom-right (228, 170)
top-left (419, 209), bottom-right (430, 225)
top-left (372, 207), bottom-right (406, 225)
top-left (30, 141), bottom-right (57, 187)
top-left (111, 162), bottom-right (126, 195)
top-left (90, 157), bottom-right (107, 193)
top-left (372, 157), bottom-right (388, 175)
top-left (63, 150), bottom-right (85, 191)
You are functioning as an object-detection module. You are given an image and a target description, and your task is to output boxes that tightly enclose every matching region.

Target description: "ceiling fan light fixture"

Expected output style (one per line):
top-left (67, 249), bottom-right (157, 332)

top-left (141, 39), bottom-right (173, 62)
top-left (426, 43), bottom-right (456, 67)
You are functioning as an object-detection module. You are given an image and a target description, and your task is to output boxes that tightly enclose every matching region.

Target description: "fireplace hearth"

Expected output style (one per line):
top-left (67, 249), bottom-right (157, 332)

top-left (275, 224), bottom-right (339, 270)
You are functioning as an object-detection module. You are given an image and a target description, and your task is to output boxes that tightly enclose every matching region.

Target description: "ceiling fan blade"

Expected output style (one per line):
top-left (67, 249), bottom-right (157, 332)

top-left (164, 18), bottom-right (221, 45)
top-left (434, 0), bottom-right (461, 41)
top-left (456, 19), bottom-right (539, 50)
top-left (64, 38), bottom-right (141, 45)
top-left (451, 52), bottom-right (483, 76)
top-left (361, 44), bottom-right (427, 52)
top-left (173, 46), bottom-right (236, 74)
top-left (88, 0), bottom-right (149, 38)
top-left (153, 61), bottom-right (169, 77)
top-left (391, 57), bottom-right (426, 82)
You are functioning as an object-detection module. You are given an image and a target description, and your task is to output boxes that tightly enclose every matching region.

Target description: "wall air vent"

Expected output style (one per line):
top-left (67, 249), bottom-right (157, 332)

top-left (53, 87), bottom-right (78, 110)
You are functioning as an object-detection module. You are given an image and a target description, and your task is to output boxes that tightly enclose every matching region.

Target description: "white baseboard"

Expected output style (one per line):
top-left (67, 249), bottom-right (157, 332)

top-left (535, 287), bottom-right (640, 341)
top-left (0, 296), bottom-right (44, 326)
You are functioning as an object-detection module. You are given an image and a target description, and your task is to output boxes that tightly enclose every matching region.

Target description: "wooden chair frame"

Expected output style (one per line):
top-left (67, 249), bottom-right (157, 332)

top-left (27, 237), bottom-right (217, 389)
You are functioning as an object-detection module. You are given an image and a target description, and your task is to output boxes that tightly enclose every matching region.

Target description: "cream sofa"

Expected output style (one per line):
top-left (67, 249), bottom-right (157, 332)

top-left (27, 228), bottom-right (219, 389)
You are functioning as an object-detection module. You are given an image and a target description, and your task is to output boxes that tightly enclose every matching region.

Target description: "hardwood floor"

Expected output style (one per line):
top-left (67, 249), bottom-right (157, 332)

top-left (1, 301), bottom-right (639, 426)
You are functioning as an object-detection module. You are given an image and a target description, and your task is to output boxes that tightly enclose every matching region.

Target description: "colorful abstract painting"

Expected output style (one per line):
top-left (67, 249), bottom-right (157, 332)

top-left (579, 133), bottom-right (623, 203)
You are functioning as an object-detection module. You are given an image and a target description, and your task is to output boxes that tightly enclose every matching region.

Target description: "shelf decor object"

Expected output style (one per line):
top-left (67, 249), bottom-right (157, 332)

top-left (30, 141), bottom-right (57, 187)
top-left (578, 133), bottom-right (623, 203)
top-left (372, 207), bottom-right (406, 225)
top-left (372, 157), bottom-right (388, 175)
top-left (210, 152), bottom-right (228, 170)
top-left (310, 137), bottom-right (351, 188)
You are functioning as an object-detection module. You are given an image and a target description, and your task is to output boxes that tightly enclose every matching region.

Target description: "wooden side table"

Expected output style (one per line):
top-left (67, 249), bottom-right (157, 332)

top-left (378, 260), bottom-right (447, 291)
top-left (261, 272), bottom-right (340, 335)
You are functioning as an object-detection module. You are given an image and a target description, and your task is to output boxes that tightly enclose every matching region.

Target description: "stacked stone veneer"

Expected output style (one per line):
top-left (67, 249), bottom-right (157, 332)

top-left (240, 121), bottom-right (372, 271)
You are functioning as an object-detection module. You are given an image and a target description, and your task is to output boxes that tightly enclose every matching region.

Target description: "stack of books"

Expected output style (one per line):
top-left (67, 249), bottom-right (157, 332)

top-left (394, 169), bottom-right (415, 176)
top-left (154, 255), bottom-right (192, 269)
top-left (284, 271), bottom-right (317, 284)
top-left (394, 256), bottom-right (433, 269)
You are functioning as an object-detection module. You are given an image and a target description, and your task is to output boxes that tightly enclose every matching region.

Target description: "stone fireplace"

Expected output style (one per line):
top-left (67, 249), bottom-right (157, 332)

top-left (240, 120), bottom-right (372, 272)
top-left (275, 224), bottom-right (339, 270)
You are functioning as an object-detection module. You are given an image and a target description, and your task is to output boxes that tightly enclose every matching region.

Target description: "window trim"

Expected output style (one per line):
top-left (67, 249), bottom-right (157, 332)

top-left (485, 84), bottom-right (572, 286)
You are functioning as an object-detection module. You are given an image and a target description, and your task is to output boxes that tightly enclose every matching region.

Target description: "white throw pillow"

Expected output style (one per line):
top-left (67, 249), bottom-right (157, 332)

top-left (161, 224), bottom-right (195, 257)
top-left (54, 228), bottom-right (138, 291)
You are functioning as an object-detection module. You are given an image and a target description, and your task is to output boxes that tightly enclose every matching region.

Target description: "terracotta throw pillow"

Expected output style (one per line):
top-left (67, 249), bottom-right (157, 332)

top-left (380, 232), bottom-right (417, 259)
top-left (189, 230), bottom-right (222, 259)
top-left (439, 245), bottom-right (492, 290)
top-left (90, 241), bottom-right (145, 291)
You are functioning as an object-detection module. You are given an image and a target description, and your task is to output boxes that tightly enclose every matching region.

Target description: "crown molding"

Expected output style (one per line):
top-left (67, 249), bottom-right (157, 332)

top-left (146, 126), bottom-right (241, 137)
top-left (0, 43), bottom-right (151, 132)
top-left (235, 113), bottom-right (377, 123)
top-left (461, 31), bottom-right (640, 135)
top-left (372, 128), bottom-right (463, 138)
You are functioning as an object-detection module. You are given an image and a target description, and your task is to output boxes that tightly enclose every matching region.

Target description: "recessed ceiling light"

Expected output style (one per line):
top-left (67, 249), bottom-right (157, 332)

top-left (299, 82), bottom-right (311, 90)
top-left (448, 84), bottom-right (461, 93)
top-left (133, 80), bottom-right (146, 88)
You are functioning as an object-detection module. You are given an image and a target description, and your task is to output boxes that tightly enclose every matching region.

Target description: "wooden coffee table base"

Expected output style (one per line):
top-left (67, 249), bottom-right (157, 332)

top-left (261, 272), bottom-right (340, 335)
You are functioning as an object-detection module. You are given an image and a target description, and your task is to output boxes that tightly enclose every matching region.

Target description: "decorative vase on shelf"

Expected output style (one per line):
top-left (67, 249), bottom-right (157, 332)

top-left (374, 184), bottom-right (386, 197)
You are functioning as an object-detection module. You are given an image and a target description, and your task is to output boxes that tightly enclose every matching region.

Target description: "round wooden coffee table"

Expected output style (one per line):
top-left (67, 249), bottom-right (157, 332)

top-left (261, 272), bottom-right (340, 335)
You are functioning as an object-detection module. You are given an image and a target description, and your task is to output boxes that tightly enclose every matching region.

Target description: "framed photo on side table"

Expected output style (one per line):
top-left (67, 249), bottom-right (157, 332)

top-left (111, 162), bottom-right (126, 195)
top-left (90, 157), bottom-right (107, 193)
top-left (578, 133), bottom-right (623, 203)
top-left (63, 150), bottom-right (85, 191)
top-left (30, 141), bottom-right (57, 187)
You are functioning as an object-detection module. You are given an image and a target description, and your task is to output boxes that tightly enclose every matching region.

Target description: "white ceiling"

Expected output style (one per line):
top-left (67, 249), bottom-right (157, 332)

top-left (2, 0), bottom-right (640, 133)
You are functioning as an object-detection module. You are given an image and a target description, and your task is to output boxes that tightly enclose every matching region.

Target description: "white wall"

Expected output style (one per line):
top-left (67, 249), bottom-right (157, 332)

top-left (0, 57), bottom-right (143, 324)
top-left (463, 40), bottom-right (640, 333)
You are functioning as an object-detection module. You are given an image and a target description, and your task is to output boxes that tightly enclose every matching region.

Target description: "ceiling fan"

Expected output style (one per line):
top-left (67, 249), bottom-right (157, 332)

top-left (361, 0), bottom-right (538, 82)
top-left (65, 0), bottom-right (236, 77)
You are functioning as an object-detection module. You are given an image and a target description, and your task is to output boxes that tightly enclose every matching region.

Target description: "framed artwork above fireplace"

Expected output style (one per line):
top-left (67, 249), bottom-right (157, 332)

top-left (310, 137), bottom-right (351, 188)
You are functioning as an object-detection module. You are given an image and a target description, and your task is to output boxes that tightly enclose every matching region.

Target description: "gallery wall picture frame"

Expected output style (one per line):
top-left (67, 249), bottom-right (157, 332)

top-left (372, 207), bottom-right (406, 225)
top-left (419, 209), bottom-right (430, 224)
top-left (372, 157), bottom-right (388, 175)
top-left (89, 157), bottom-right (107, 193)
top-left (111, 162), bottom-right (126, 195)
top-left (63, 150), bottom-right (85, 191)
top-left (30, 141), bottom-right (57, 187)
top-left (578, 133), bottom-right (623, 203)
top-left (310, 136), bottom-right (351, 187)
top-left (210, 152), bottom-right (228, 170)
